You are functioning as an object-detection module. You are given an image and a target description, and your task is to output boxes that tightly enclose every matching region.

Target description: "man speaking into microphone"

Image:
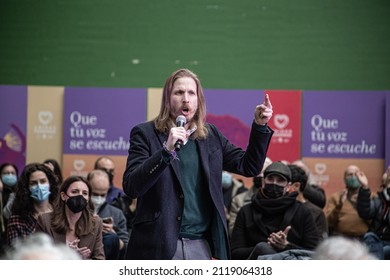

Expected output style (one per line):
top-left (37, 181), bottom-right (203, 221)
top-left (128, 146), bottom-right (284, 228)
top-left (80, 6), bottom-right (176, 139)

top-left (123, 68), bottom-right (274, 260)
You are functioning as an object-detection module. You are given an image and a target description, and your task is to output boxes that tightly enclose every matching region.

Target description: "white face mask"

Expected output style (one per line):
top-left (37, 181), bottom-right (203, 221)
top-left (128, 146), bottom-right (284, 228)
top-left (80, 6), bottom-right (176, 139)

top-left (91, 195), bottom-right (106, 211)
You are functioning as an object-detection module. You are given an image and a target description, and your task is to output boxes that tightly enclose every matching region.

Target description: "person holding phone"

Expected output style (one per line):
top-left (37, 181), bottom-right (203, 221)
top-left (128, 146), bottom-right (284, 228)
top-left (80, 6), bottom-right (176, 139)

top-left (88, 169), bottom-right (128, 259)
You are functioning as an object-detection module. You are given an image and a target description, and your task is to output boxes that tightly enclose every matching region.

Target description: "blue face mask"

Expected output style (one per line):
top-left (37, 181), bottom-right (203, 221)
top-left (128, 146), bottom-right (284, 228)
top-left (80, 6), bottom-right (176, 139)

top-left (30, 183), bottom-right (51, 202)
top-left (221, 172), bottom-right (233, 189)
top-left (1, 174), bottom-right (17, 187)
top-left (345, 176), bottom-right (361, 188)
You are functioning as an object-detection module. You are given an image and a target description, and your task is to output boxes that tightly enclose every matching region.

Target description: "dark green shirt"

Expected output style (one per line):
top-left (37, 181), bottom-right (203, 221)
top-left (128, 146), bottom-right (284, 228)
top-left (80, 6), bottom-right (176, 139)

top-left (178, 139), bottom-right (212, 239)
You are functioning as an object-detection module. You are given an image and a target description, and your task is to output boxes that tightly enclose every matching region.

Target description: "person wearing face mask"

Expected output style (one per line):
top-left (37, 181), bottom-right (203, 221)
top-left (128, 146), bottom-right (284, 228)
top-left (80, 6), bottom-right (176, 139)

top-left (1, 163), bottom-right (19, 221)
top-left (1, 163), bottom-right (19, 253)
top-left (221, 171), bottom-right (246, 219)
top-left (357, 165), bottom-right (390, 259)
top-left (35, 175), bottom-right (105, 259)
top-left (94, 156), bottom-right (125, 204)
top-left (6, 163), bottom-right (58, 247)
top-left (230, 161), bottom-right (319, 260)
top-left (228, 157), bottom-right (272, 236)
top-left (326, 165), bottom-right (371, 240)
top-left (88, 169), bottom-right (128, 259)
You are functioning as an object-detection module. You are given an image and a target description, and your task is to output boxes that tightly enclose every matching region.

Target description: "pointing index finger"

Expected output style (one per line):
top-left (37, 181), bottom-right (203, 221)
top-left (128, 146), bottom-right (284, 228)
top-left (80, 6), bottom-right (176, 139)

top-left (264, 94), bottom-right (272, 109)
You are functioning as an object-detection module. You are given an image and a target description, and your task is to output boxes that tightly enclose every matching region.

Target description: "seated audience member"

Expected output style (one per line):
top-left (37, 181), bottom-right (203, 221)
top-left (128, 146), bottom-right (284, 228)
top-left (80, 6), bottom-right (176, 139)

top-left (0, 181), bottom-right (4, 254)
top-left (36, 175), bottom-right (105, 259)
top-left (221, 171), bottom-right (246, 221)
top-left (94, 156), bottom-right (125, 204)
top-left (288, 164), bottom-right (328, 241)
top-left (357, 165), bottom-right (390, 259)
top-left (312, 236), bottom-right (376, 260)
top-left (43, 158), bottom-right (63, 185)
top-left (6, 163), bottom-right (58, 246)
top-left (95, 156), bottom-right (135, 235)
top-left (4, 232), bottom-right (80, 260)
top-left (229, 157), bottom-right (272, 236)
top-left (291, 159), bottom-right (326, 209)
top-left (326, 165), bottom-right (370, 239)
top-left (230, 162), bottom-right (319, 260)
top-left (88, 169), bottom-right (129, 259)
top-left (111, 195), bottom-right (136, 237)
top-left (1, 163), bottom-right (19, 222)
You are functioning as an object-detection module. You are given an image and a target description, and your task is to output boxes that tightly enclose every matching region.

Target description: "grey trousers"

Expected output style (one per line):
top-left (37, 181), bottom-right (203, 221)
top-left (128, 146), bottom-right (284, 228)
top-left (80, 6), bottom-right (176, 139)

top-left (172, 238), bottom-right (212, 260)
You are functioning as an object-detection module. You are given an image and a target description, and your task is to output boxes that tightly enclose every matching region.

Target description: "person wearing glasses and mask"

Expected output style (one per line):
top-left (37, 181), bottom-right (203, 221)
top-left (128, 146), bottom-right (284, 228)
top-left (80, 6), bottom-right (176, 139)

top-left (230, 162), bottom-right (319, 260)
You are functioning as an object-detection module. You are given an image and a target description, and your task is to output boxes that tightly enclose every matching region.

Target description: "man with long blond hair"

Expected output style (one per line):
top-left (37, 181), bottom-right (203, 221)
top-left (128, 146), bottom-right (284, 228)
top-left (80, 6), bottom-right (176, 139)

top-left (123, 68), bottom-right (273, 260)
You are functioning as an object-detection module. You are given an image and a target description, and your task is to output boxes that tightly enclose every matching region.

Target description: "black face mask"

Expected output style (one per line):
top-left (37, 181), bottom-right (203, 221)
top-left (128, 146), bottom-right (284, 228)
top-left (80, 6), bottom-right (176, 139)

top-left (66, 195), bottom-right (88, 213)
top-left (263, 183), bottom-right (285, 199)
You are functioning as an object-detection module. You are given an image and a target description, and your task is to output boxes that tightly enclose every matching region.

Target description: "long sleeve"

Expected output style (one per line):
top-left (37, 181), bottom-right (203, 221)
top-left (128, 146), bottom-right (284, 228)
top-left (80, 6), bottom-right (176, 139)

top-left (325, 191), bottom-right (343, 232)
top-left (357, 187), bottom-right (377, 220)
top-left (230, 207), bottom-right (256, 260)
top-left (90, 218), bottom-right (105, 260)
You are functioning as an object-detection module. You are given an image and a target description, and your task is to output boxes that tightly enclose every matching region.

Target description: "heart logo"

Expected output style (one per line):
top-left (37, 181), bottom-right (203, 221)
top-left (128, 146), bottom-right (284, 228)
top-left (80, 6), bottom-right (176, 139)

top-left (38, 111), bottom-right (53, 125)
top-left (314, 163), bottom-right (327, 175)
top-left (273, 114), bottom-right (289, 129)
top-left (73, 160), bottom-right (86, 171)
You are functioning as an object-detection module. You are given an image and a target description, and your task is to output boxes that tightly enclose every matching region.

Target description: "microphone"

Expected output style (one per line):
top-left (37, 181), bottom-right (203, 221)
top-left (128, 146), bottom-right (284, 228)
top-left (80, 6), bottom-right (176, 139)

top-left (174, 115), bottom-right (186, 151)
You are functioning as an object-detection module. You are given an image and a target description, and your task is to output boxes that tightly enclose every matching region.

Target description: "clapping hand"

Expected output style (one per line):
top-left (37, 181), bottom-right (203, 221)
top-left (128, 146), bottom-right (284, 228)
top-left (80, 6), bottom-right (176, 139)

top-left (267, 226), bottom-right (291, 251)
top-left (67, 238), bottom-right (91, 259)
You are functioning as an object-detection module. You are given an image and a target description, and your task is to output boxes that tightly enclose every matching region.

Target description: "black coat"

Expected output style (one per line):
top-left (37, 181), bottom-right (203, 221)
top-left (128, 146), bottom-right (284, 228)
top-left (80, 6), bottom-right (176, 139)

top-left (123, 121), bottom-right (273, 259)
top-left (231, 194), bottom-right (319, 259)
top-left (357, 187), bottom-right (390, 240)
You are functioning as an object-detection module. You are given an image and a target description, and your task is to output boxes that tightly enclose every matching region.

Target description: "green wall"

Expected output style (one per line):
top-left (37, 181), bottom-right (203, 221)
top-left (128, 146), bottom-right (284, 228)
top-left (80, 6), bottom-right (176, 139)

top-left (0, 0), bottom-right (389, 90)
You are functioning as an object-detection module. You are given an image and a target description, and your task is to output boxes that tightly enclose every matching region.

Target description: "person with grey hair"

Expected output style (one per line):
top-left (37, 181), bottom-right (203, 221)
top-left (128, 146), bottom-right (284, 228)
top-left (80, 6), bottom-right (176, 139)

top-left (4, 232), bottom-right (81, 260)
top-left (88, 169), bottom-right (128, 259)
top-left (312, 236), bottom-right (376, 260)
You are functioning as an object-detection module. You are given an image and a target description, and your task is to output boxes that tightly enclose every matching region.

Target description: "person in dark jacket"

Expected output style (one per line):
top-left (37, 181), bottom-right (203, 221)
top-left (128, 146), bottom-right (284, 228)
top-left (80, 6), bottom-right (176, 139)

top-left (288, 164), bottom-right (328, 241)
top-left (357, 166), bottom-right (390, 259)
top-left (291, 159), bottom-right (326, 209)
top-left (122, 68), bottom-right (274, 260)
top-left (230, 162), bottom-right (319, 260)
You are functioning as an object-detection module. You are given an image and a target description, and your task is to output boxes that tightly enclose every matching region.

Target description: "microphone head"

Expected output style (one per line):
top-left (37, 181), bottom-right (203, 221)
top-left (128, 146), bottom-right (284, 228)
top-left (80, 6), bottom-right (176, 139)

top-left (176, 115), bottom-right (186, 127)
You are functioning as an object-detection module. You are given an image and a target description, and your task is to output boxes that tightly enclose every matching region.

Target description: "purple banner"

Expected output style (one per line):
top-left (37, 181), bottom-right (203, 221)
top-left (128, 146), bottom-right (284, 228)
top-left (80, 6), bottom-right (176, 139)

top-left (63, 87), bottom-right (147, 155)
top-left (302, 91), bottom-right (388, 159)
top-left (205, 89), bottom-right (264, 149)
top-left (0, 86), bottom-right (27, 172)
